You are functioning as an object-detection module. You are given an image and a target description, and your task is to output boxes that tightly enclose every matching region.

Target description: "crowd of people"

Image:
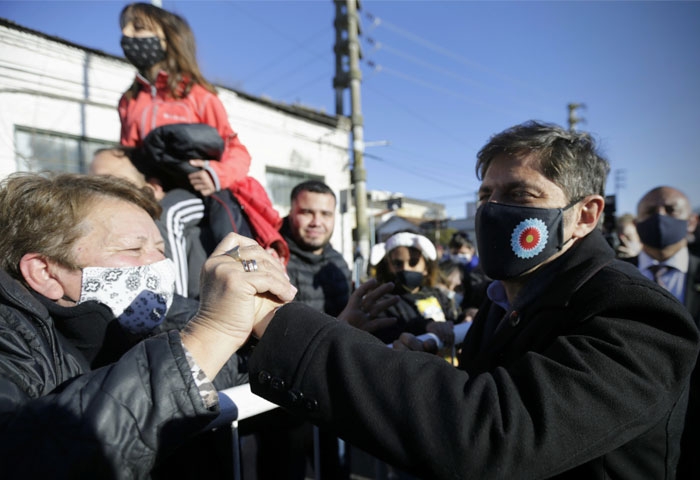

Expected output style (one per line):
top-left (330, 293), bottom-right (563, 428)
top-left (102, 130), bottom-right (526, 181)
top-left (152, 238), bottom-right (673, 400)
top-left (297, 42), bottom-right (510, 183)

top-left (1, 2), bottom-right (699, 480)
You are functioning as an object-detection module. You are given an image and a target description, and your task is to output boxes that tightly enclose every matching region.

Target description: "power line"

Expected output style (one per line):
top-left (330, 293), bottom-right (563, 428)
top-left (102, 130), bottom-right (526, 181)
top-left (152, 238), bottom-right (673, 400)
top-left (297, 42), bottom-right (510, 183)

top-left (276, 71), bottom-right (331, 102)
top-left (255, 54), bottom-right (329, 94)
top-left (228, 3), bottom-right (333, 88)
top-left (363, 150), bottom-right (472, 192)
top-left (363, 11), bottom-right (545, 97)
top-left (362, 80), bottom-right (471, 148)
top-left (364, 36), bottom-right (544, 113)
top-left (364, 60), bottom-right (524, 118)
top-left (238, 27), bottom-right (332, 84)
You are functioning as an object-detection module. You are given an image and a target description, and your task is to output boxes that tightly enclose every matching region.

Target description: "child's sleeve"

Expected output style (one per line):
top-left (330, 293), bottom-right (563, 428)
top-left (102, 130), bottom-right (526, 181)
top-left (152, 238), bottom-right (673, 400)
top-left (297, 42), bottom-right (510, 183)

top-left (198, 93), bottom-right (252, 189)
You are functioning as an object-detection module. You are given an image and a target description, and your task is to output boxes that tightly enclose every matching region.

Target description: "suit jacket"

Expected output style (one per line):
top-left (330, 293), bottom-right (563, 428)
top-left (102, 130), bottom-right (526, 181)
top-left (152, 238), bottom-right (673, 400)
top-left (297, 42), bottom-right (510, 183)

top-left (684, 254), bottom-right (700, 323)
top-left (624, 250), bottom-right (700, 325)
top-left (624, 249), bottom-right (700, 478)
top-left (249, 231), bottom-right (699, 480)
top-left (680, 254), bottom-right (700, 479)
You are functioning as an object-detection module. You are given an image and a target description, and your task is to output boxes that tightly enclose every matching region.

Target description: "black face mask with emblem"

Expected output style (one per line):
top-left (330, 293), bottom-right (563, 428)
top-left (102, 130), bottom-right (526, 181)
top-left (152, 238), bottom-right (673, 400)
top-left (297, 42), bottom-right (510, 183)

top-left (120, 35), bottom-right (166, 72)
top-left (475, 201), bottom-right (577, 280)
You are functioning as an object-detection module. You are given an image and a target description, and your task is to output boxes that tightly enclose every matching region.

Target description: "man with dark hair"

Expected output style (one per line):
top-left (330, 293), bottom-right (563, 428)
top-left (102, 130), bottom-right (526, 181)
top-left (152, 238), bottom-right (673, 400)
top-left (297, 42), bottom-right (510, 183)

top-left (244, 121), bottom-right (699, 479)
top-left (282, 179), bottom-right (352, 316)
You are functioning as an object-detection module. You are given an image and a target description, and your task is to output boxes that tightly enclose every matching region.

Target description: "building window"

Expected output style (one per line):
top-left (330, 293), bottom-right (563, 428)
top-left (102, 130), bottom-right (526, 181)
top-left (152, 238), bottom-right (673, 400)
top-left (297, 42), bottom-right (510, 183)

top-left (265, 167), bottom-right (323, 210)
top-left (15, 127), bottom-right (114, 174)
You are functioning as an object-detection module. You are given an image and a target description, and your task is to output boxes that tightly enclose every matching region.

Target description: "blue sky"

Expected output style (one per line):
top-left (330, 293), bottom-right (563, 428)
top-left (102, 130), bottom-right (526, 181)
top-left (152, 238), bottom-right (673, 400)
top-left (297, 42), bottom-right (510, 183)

top-left (1, 0), bottom-right (699, 219)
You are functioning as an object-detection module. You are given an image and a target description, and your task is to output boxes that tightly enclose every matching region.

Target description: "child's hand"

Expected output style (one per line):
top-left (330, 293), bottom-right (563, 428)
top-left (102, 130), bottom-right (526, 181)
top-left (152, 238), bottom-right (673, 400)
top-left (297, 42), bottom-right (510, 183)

top-left (188, 159), bottom-right (216, 196)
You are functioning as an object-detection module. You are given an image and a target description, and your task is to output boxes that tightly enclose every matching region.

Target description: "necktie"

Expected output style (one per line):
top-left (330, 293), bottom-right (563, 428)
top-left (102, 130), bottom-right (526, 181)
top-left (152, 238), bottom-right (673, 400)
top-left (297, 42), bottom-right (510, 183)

top-left (648, 264), bottom-right (669, 288)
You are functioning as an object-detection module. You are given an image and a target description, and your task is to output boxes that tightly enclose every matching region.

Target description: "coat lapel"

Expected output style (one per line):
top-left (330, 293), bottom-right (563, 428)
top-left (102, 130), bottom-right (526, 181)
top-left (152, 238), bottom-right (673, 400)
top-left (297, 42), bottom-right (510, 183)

top-left (685, 254), bottom-right (700, 326)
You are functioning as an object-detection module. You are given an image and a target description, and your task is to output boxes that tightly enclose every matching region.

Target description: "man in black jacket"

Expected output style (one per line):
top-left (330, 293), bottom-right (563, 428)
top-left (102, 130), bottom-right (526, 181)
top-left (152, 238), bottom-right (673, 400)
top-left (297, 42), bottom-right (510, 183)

top-left (0, 172), bottom-right (296, 479)
top-left (245, 121), bottom-right (700, 479)
top-left (281, 180), bottom-right (352, 316)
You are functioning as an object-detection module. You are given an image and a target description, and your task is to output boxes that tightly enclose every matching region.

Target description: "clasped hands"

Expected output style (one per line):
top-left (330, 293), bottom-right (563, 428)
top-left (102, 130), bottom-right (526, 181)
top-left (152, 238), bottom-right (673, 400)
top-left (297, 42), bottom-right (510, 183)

top-left (183, 233), bottom-right (448, 378)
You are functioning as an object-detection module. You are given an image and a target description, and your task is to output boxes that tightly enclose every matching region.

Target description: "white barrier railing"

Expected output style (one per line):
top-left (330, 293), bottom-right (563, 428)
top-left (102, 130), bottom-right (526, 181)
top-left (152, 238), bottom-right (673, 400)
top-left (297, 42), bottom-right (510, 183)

top-left (205, 383), bottom-right (279, 432)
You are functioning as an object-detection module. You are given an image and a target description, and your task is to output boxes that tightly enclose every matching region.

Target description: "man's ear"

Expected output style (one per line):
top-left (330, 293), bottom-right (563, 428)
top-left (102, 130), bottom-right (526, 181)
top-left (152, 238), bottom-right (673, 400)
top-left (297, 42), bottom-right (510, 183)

top-left (145, 177), bottom-right (166, 201)
top-left (19, 253), bottom-right (66, 300)
top-left (572, 195), bottom-right (605, 239)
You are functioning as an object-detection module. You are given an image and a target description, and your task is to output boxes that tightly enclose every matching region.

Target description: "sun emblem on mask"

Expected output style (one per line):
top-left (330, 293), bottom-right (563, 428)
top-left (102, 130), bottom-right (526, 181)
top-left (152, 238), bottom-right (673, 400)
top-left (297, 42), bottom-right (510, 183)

top-left (511, 218), bottom-right (549, 259)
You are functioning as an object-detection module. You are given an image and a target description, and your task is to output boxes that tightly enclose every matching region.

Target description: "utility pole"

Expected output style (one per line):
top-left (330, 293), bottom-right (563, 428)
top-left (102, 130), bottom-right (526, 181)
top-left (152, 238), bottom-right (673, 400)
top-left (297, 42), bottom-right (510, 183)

top-left (334, 0), bottom-right (369, 274)
top-left (567, 103), bottom-right (585, 132)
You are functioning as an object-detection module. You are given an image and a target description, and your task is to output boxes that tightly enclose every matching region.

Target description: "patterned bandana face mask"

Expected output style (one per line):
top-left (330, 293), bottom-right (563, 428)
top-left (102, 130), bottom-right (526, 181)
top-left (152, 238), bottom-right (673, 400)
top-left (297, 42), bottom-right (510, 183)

top-left (120, 35), bottom-right (166, 71)
top-left (77, 258), bottom-right (175, 335)
top-left (475, 202), bottom-right (576, 280)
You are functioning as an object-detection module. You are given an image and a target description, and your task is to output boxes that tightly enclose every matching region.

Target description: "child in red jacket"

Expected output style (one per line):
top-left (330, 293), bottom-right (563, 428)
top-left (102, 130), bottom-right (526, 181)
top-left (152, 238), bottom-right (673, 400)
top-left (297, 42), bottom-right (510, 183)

top-left (118, 2), bottom-right (250, 196)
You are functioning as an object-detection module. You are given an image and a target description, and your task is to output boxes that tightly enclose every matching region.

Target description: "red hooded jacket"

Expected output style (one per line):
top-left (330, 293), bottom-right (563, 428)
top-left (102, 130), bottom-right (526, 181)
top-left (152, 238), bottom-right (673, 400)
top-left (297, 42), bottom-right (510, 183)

top-left (118, 71), bottom-right (251, 190)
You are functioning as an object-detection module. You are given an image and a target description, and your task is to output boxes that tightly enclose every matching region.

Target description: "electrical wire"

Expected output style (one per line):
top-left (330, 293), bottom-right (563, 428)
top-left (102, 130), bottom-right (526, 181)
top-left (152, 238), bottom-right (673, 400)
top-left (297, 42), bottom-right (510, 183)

top-left (364, 36), bottom-right (544, 113)
top-left (364, 60), bottom-right (524, 118)
top-left (228, 2), bottom-right (333, 95)
top-left (363, 150), bottom-right (472, 192)
top-left (363, 11), bottom-right (543, 95)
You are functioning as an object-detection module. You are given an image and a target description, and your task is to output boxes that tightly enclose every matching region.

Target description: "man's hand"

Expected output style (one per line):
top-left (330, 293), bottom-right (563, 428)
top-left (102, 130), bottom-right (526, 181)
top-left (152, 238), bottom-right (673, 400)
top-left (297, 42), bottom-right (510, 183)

top-left (338, 278), bottom-right (398, 333)
top-left (426, 320), bottom-right (455, 346)
top-left (188, 159), bottom-right (216, 196)
top-left (391, 332), bottom-right (439, 354)
top-left (616, 234), bottom-right (642, 259)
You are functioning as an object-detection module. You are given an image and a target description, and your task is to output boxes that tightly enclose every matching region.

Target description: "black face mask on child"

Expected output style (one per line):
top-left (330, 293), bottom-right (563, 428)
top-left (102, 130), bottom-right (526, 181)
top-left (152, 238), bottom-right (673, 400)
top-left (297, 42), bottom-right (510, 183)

top-left (394, 271), bottom-right (425, 292)
top-left (475, 200), bottom-right (578, 280)
top-left (121, 35), bottom-right (166, 72)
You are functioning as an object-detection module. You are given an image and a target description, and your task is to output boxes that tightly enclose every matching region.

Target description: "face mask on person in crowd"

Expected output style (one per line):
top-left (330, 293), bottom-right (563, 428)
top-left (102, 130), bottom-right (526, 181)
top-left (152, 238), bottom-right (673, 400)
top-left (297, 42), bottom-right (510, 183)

top-left (76, 258), bottom-right (176, 335)
top-left (475, 201), bottom-right (577, 280)
top-left (635, 214), bottom-right (688, 250)
top-left (450, 253), bottom-right (472, 265)
top-left (120, 35), bottom-right (166, 71)
top-left (394, 270), bottom-right (425, 292)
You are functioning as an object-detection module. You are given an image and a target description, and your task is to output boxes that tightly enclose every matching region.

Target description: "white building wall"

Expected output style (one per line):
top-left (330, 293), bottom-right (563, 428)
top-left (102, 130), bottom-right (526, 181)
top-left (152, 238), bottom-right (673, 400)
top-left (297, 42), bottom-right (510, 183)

top-left (0, 22), bottom-right (355, 265)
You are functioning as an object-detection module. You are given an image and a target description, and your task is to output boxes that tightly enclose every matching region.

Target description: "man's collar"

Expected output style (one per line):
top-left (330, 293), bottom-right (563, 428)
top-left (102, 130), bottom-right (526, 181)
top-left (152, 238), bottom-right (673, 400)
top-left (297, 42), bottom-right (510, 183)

top-left (639, 247), bottom-right (689, 274)
top-left (487, 230), bottom-right (614, 312)
top-left (486, 281), bottom-right (510, 311)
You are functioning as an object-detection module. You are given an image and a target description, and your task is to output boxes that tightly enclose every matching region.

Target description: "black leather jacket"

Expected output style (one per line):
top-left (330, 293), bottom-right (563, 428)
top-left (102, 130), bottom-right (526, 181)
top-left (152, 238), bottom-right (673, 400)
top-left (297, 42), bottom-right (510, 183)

top-left (0, 269), bottom-right (238, 479)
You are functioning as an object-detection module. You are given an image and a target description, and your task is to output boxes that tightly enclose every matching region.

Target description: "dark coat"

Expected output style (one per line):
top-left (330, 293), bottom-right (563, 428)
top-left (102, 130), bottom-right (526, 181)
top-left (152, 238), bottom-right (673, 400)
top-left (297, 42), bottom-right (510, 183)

top-left (372, 286), bottom-right (457, 344)
top-left (0, 269), bottom-right (239, 479)
top-left (281, 217), bottom-right (352, 317)
top-left (625, 251), bottom-right (700, 478)
top-left (248, 231), bottom-right (699, 480)
top-left (138, 123), bottom-right (289, 263)
top-left (679, 254), bottom-right (700, 479)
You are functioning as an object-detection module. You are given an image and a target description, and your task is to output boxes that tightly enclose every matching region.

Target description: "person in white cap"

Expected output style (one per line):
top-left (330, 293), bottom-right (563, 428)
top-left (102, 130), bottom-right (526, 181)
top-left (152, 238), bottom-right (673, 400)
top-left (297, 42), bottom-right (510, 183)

top-left (369, 231), bottom-right (458, 345)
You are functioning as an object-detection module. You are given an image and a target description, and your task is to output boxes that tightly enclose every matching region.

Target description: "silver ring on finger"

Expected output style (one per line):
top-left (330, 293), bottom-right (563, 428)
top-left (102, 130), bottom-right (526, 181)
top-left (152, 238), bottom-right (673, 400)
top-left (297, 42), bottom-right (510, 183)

top-left (242, 259), bottom-right (258, 272)
top-left (225, 246), bottom-right (241, 261)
